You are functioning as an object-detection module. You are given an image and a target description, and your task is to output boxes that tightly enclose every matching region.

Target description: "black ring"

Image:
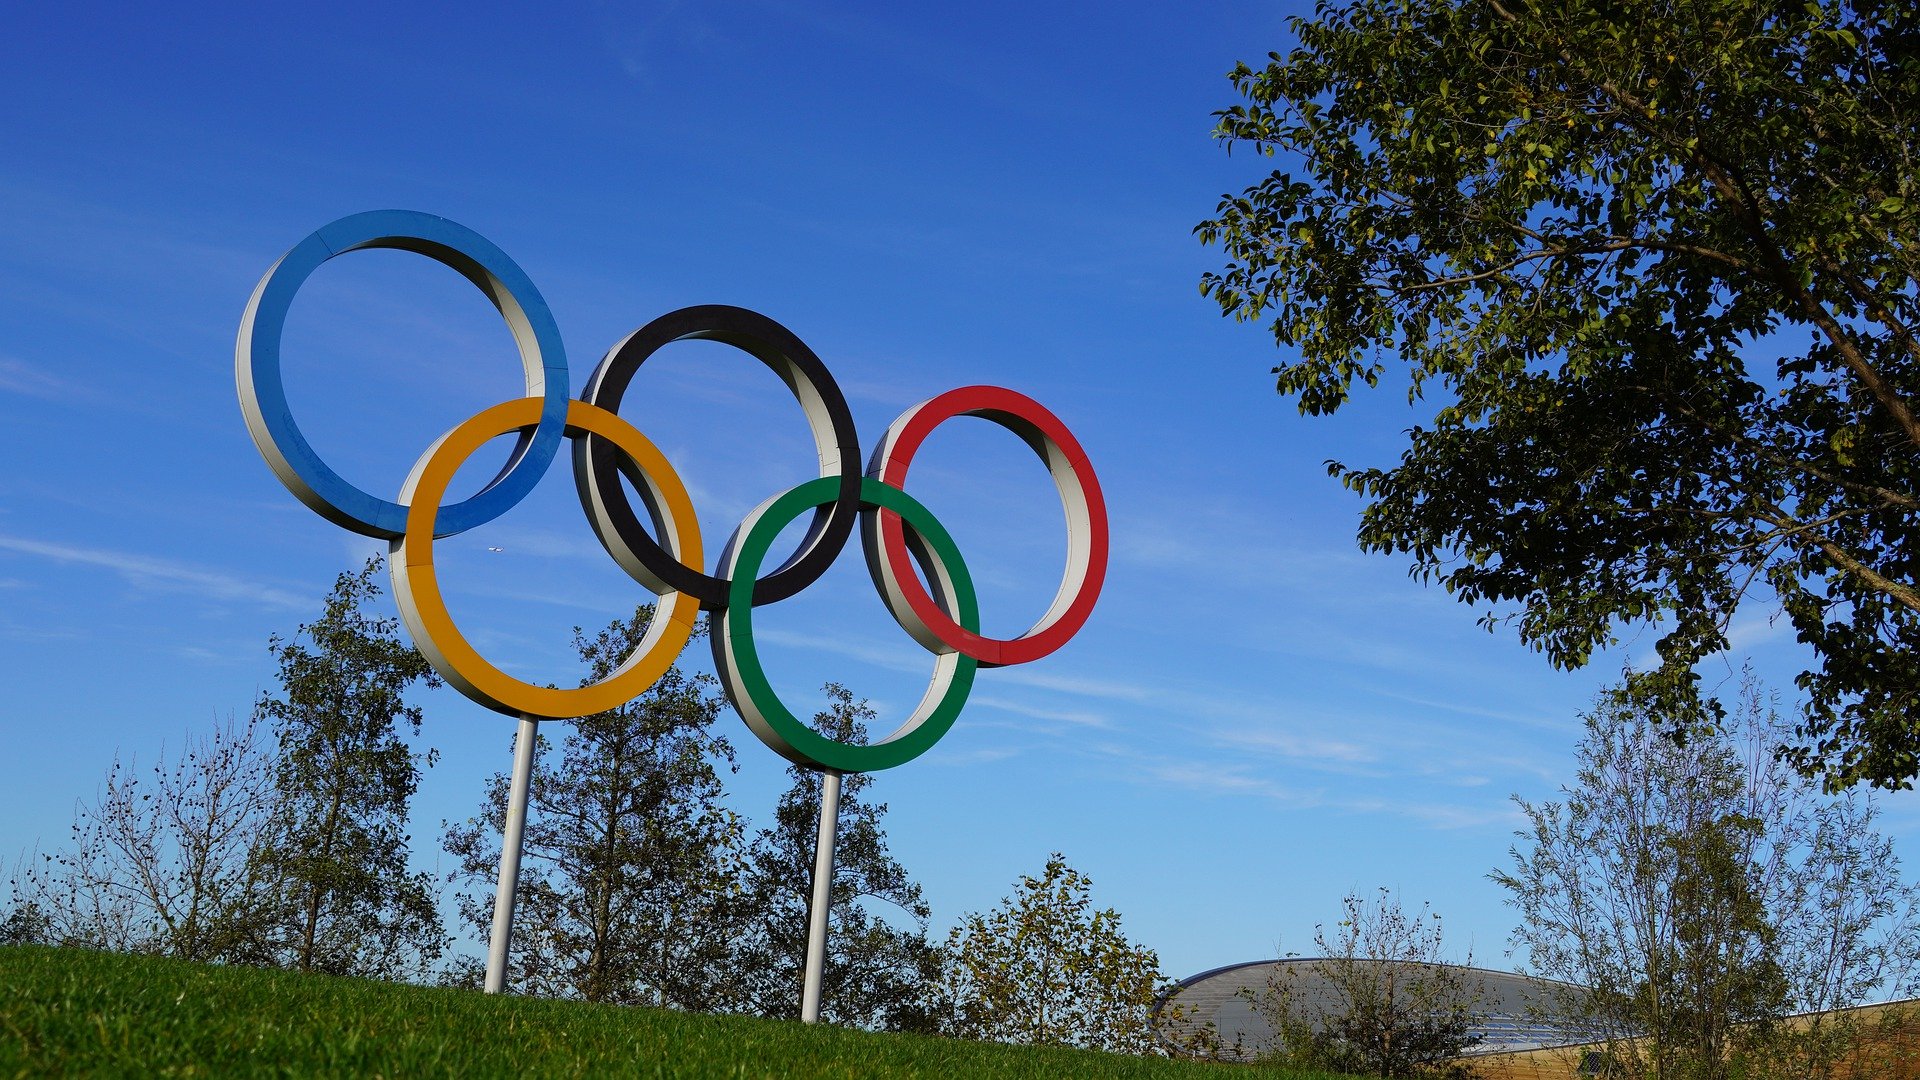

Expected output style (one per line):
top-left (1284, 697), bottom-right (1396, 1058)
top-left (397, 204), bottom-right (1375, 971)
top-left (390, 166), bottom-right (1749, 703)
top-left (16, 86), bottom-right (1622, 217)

top-left (574, 305), bottom-right (862, 610)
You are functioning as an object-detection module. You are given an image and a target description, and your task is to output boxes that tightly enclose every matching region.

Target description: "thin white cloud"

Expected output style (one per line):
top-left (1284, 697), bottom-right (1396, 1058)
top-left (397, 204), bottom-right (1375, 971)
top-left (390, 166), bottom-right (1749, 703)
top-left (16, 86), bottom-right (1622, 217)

top-left (1473, 754), bottom-right (1566, 788)
top-left (970, 694), bottom-right (1110, 728)
top-left (434, 577), bottom-right (642, 616)
top-left (1161, 688), bottom-right (1390, 765)
top-left (752, 627), bottom-right (934, 675)
top-left (1337, 796), bottom-right (1524, 831)
top-left (836, 372), bottom-right (936, 408)
top-left (733, 627), bottom-right (1156, 714)
top-left (1143, 760), bottom-right (1301, 800)
top-left (992, 666), bottom-right (1155, 701)
top-left (928, 746), bottom-right (1020, 766)
top-left (595, 1), bottom-right (709, 82)
top-left (0, 356), bottom-right (82, 401)
top-left (164, 644), bottom-right (232, 665)
top-left (1111, 505), bottom-right (1371, 585)
top-left (1365, 687), bottom-right (1573, 733)
top-left (1725, 610), bottom-right (1792, 652)
top-left (339, 534), bottom-right (386, 571)
top-left (0, 534), bottom-right (308, 610)
top-left (455, 524), bottom-right (610, 562)
top-left (1210, 725), bottom-right (1379, 766)
top-left (1094, 730), bottom-right (1528, 831)
top-left (1143, 752), bottom-right (1522, 830)
top-left (0, 618), bottom-right (83, 642)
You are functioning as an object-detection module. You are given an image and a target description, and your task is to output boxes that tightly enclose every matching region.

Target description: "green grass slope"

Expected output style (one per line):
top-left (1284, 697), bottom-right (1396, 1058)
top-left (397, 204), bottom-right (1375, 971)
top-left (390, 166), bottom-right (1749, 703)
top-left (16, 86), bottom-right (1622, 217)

top-left (0, 946), bottom-right (1350, 1078)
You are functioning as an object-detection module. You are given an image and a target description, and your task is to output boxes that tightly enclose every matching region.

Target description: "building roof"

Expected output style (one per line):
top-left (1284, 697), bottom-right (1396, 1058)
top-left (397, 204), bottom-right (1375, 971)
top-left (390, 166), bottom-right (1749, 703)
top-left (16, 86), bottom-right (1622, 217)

top-left (1153, 957), bottom-right (1601, 1061)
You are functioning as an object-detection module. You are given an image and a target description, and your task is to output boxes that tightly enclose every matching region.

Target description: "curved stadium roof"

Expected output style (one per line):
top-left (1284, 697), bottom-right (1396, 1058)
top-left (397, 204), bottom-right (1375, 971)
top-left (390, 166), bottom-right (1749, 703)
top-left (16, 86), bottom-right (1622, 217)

top-left (1153, 958), bottom-right (1600, 1061)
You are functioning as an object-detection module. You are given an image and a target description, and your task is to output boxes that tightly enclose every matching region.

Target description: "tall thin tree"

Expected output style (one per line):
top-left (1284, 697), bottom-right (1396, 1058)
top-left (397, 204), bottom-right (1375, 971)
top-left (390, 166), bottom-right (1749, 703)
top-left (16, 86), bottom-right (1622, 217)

top-left (941, 852), bottom-right (1169, 1054)
top-left (443, 607), bottom-right (746, 1007)
top-left (239, 557), bottom-right (445, 978)
top-left (733, 684), bottom-right (943, 1031)
top-left (1496, 676), bottom-right (1920, 1079)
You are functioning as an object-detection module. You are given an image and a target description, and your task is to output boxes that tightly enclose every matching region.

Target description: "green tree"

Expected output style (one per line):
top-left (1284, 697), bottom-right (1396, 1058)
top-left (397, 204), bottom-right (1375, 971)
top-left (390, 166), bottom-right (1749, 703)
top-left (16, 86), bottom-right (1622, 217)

top-left (732, 685), bottom-right (943, 1031)
top-left (1494, 677), bottom-right (1920, 1079)
top-left (1645, 808), bottom-right (1791, 1075)
top-left (1250, 889), bottom-right (1486, 1077)
top-left (1199, 0), bottom-right (1920, 788)
top-left (238, 558), bottom-right (444, 978)
top-left (0, 898), bottom-right (52, 946)
top-left (942, 852), bottom-right (1170, 1055)
top-left (442, 607), bottom-right (747, 1008)
top-left (4, 711), bottom-right (274, 961)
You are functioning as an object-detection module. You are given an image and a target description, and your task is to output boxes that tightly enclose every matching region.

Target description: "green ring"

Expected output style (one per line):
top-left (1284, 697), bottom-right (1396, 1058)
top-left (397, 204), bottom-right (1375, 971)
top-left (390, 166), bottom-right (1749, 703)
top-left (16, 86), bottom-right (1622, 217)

top-left (716, 475), bottom-right (979, 772)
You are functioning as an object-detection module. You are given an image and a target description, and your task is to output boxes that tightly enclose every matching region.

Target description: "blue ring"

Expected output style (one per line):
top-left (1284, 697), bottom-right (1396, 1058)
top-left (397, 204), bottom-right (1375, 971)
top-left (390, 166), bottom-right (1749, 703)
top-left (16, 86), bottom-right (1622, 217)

top-left (235, 209), bottom-right (570, 539)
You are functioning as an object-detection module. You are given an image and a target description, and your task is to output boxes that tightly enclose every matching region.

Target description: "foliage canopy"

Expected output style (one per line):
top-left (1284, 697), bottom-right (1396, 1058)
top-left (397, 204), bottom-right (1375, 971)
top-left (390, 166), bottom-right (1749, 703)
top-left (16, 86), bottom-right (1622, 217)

top-left (731, 685), bottom-right (943, 1031)
top-left (5, 560), bottom-right (445, 978)
top-left (1494, 678), bottom-right (1920, 1078)
top-left (1248, 890), bottom-right (1485, 1077)
top-left (443, 607), bottom-right (746, 1008)
top-left (1200, 0), bottom-right (1920, 787)
top-left (942, 853), bottom-right (1169, 1055)
top-left (242, 558), bottom-right (445, 977)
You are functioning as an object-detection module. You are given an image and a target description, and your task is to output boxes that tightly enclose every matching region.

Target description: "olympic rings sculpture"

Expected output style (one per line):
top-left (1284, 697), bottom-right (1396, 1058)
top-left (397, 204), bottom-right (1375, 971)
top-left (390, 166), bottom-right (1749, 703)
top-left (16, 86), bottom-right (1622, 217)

top-left (237, 210), bottom-right (1107, 773)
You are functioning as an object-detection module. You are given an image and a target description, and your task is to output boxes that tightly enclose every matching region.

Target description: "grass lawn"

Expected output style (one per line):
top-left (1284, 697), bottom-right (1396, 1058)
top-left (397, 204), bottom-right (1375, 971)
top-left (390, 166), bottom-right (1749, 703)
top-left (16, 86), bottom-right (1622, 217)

top-left (0, 946), bottom-right (1359, 1078)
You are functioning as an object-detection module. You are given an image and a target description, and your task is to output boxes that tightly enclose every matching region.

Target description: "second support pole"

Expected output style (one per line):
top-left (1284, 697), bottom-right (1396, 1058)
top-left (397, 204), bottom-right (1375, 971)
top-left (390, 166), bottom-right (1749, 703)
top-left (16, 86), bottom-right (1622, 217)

top-left (800, 769), bottom-right (842, 1023)
top-left (485, 713), bottom-right (540, 995)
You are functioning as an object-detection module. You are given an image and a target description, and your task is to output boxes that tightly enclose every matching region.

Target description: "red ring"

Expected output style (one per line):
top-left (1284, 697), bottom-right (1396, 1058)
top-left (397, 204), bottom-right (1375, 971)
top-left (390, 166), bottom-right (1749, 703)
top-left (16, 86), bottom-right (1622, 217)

top-left (861, 385), bottom-right (1108, 667)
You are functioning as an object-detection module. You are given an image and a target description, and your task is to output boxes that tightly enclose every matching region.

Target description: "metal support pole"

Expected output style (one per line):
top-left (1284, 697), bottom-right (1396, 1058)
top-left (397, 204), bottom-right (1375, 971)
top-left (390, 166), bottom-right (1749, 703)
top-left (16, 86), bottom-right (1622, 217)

top-left (485, 713), bottom-right (540, 995)
top-left (800, 769), bottom-right (842, 1023)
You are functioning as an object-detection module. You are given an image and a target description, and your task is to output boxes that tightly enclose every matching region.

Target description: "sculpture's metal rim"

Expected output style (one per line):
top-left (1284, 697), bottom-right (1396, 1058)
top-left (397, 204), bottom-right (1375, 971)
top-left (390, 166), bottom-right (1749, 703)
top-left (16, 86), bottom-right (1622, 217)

top-left (391, 398), bottom-right (702, 717)
top-left (576, 305), bottom-right (861, 610)
top-left (236, 209), bottom-right (570, 539)
top-left (238, 213), bottom-right (1102, 742)
top-left (713, 475), bottom-right (979, 772)
top-left (863, 385), bottom-right (1108, 668)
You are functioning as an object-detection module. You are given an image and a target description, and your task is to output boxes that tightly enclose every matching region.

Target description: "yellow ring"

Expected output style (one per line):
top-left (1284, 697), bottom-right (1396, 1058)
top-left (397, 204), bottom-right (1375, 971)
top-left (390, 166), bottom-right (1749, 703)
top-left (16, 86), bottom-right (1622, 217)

top-left (389, 398), bottom-right (702, 717)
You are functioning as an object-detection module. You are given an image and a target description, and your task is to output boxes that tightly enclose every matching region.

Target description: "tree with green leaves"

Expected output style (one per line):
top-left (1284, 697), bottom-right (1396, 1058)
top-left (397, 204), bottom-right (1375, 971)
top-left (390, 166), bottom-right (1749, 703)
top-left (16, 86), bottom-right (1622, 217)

top-left (443, 607), bottom-right (747, 1009)
top-left (1199, 0), bottom-right (1920, 787)
top-left (1249, 890), bottom-right (1486, 1077)
top-left (0, 897), bottom-right (52, 947)
top-left (1494, 677), bottom-right (1920, 1079)
top-left (942, 852), bottom-right (1170, 1055)
top-left (731, 685), bottom-right (943, 1031)
top-left (237, 558), bottom-right (445, 978)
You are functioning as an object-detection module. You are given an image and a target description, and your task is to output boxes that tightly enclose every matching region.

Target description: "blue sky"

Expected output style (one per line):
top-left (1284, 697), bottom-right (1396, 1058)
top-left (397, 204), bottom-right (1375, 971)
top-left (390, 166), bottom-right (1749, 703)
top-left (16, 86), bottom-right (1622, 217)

top-left (3, 0), bottom-right (1907, 987)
